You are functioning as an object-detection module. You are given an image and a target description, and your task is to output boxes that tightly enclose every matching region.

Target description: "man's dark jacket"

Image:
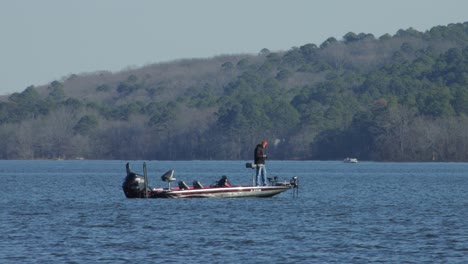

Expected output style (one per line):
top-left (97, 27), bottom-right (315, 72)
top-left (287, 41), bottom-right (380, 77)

top-left (254, 144), bottom-right (266, 165)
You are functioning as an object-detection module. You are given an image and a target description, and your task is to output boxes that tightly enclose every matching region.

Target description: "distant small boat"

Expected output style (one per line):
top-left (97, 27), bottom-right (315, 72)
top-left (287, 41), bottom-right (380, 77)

top-left (344, 157), bottom-right (358, 163)
top-left (122, 162), bottom-right (299, 199)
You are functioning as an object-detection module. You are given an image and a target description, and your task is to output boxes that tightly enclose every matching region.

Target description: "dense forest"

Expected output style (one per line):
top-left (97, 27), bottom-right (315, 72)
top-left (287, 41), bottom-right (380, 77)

top-left (1, 22), bottom-right (468, 161)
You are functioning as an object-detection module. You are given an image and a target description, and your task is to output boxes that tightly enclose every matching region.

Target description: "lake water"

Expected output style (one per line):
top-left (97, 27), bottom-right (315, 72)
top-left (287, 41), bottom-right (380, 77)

top-left (1, 160), bottom-right (468, 263)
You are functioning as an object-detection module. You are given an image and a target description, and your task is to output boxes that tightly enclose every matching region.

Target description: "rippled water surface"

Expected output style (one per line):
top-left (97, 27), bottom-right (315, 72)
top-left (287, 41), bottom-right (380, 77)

top-left (1, 160), bottom-right (468, 263)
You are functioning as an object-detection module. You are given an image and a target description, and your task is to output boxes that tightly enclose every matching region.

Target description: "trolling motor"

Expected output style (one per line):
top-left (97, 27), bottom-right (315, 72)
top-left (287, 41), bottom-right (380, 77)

top-left (290, 176), bottom-right (299, 197)
top-left (290, 176), bottom-right (298, 188)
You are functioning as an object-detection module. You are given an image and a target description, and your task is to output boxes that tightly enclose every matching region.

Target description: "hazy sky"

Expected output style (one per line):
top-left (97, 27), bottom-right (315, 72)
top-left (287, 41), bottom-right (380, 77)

top-left (1, 0), bottom-right (468, 95)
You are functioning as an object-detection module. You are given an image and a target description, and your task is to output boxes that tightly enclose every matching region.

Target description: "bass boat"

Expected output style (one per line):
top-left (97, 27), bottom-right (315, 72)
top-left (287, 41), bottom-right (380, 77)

top-left (122, 162), bottom-right (298, 198)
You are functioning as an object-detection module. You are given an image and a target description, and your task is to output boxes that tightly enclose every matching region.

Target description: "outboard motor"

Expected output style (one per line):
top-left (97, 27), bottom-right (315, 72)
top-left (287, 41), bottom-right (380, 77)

top-left (122, 163), bottom-right (149, 198)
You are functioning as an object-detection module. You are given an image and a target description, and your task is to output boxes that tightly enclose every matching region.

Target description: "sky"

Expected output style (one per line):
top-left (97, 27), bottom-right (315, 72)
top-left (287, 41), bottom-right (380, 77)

top-left (1, 0), bottom-right (468, 95)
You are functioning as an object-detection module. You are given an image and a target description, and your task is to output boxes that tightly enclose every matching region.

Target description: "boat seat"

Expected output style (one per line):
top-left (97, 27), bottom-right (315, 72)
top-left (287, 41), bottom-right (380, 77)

top-left (193, 180), bottom-right (204, 189)
top-left (178, 181), bottom-right (190, 190)
top-left (217, 175), bottom-right (232, 187)
top-left (161, 170), bottom-right (176, 182)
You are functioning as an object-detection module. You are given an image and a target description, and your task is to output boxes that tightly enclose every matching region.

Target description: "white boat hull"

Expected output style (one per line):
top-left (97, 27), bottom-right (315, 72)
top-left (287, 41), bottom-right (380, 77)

top-left (151, 185), bottom-right (291, 198)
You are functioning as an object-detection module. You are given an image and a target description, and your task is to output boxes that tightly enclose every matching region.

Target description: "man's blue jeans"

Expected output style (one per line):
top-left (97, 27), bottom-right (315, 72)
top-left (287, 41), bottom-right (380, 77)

top-left (255, 164), bottom-right (267, 186)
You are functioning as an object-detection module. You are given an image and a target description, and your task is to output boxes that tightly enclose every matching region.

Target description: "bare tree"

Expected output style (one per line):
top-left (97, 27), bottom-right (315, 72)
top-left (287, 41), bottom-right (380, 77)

top-left (374, 105), bottom-right (417, 160)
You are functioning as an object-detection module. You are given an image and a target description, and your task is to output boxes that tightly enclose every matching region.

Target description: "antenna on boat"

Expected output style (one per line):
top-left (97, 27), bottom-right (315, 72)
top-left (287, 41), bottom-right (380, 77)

top-left (143, 162), bottom-right (149, 198)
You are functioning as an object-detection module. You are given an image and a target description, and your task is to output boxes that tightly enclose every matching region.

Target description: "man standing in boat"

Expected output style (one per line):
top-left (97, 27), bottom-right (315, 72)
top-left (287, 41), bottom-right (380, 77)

top-left (254, 140), bottom-right (268, 186)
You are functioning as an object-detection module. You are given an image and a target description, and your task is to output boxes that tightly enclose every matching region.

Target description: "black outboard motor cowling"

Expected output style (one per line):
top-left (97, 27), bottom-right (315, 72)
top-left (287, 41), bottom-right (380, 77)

top-left (122, 172), bottom-right (147, 198)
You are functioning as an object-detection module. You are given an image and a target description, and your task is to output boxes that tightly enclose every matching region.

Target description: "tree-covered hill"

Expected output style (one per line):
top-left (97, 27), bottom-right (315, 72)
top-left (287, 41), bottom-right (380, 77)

top-left (1, 22), bottom-right (468, 161)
